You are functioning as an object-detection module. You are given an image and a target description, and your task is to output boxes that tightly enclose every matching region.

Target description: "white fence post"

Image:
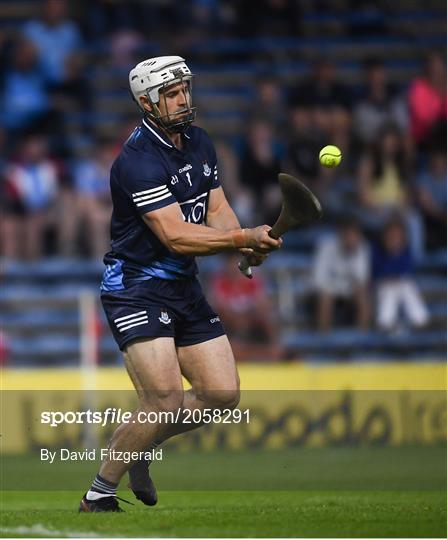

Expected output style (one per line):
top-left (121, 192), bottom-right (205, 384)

top-left (79, 289), bottom-right (98, 449)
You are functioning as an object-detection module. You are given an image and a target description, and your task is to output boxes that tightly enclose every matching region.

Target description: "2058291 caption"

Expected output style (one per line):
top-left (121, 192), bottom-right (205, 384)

top-left (182, 408), bottom-right (250, 424)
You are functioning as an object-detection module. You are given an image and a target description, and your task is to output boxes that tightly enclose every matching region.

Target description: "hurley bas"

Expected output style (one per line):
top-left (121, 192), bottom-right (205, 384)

top-left (41, 448), bottom-right (163, 464)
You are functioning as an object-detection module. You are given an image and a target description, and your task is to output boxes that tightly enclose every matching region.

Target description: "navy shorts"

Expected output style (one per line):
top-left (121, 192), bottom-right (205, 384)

top-left (101, 277), bottom-right (226, 351)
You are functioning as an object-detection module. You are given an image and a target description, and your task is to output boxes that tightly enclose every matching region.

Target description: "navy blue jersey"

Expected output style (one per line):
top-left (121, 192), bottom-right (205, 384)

top-left (101, 120), bottom-right (220, 291)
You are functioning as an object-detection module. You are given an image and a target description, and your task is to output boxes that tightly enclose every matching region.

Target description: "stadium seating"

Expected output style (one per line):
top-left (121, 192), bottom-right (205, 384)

top-left (2, 244), bottom-right (446, 365)
top-left (2, 0), bottom-right (446, 365)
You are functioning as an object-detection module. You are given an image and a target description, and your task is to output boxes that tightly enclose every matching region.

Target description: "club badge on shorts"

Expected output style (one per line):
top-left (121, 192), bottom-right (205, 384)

top-left (158, 310), bottom-right (172, 324)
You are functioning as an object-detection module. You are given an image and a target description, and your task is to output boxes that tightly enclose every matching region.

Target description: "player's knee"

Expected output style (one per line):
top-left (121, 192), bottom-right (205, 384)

top-left (200, 387), bottom-right (240, 410)
top-left (223, 388), bottom-right (240, 410)
top-left (139, 389), bottom-right (184, 416)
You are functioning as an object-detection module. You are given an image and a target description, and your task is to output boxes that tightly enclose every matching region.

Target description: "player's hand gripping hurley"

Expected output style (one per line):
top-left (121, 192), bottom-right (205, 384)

top-left (239, 173), bottom-right (323, 278)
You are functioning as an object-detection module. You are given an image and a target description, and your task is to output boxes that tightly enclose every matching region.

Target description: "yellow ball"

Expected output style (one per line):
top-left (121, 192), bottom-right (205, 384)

top-left (319, 145), bottom-right (342, 168)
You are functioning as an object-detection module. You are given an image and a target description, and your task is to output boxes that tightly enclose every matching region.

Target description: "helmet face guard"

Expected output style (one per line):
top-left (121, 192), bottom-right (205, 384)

top-left (145, 75), bottom-right (196, 134)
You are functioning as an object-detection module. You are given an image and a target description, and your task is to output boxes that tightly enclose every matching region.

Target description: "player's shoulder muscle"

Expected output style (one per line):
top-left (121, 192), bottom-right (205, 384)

top-left (113, 146), bottom-right (174, 215)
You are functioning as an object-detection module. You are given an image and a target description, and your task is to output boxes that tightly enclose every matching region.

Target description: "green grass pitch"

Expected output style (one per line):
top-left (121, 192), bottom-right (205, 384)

top-left (1, 447), bottom-right (446, 538)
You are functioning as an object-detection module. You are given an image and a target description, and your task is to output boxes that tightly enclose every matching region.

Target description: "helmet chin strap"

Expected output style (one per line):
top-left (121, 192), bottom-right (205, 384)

top-left (144, 106), bottom-right (195, 135)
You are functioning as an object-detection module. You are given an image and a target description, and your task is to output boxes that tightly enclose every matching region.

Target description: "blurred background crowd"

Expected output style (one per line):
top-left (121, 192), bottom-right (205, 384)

top-left (1, 0), bottom-right (446, 365)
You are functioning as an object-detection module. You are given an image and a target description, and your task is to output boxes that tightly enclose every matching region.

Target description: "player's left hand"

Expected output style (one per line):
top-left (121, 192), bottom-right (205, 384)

top-left (238, 248), bottom-right (268, 267)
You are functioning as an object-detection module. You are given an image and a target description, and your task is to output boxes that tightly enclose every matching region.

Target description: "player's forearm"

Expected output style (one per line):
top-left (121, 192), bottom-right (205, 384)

top-left (143, 209), bottom-right (281, 255)
top-left (167, 222), bottom-right (247, 255)
top-left (206, 203), bottom-right (241, 232)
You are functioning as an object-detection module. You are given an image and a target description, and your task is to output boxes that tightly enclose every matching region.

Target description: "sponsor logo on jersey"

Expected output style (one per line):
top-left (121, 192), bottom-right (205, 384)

top-left (180, 192), bottom-right (207, 224)
top-left (179, 163), bottom-right (192, 174)
top-left (158, 310), bottom-right (172, 325)
top-left (203, 162), bottom-right (211, 177)
top-left (210, 316), bottom-right (220, 324)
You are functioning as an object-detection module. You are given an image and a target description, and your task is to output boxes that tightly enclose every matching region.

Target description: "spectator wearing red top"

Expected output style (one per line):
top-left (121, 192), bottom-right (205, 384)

top-left (210, 253), bottom-right (282, 361)
top-left (408, 51), bottom-right (447, 149)
top-left (0, 330), bottom-right (10, 366)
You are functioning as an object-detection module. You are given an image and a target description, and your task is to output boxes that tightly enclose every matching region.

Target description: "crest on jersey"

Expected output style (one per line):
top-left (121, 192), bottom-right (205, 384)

top-left (203, 162), bottom-right (211, 177)
top-left (158, 310), bottom-right (171, 325)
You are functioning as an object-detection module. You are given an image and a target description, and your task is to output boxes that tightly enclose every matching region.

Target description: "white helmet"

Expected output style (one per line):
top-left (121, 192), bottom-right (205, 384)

top-left (129, 55), bottom-right (196, 133)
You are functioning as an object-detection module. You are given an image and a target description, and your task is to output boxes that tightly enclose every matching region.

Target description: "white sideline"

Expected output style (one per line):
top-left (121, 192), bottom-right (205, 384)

top-left (0, 524), bottom-right (105, 538)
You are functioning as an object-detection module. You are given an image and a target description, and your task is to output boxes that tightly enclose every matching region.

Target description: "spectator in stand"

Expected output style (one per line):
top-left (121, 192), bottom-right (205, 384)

top-left (0, 329), bottom-right (9, 366)
top-left (373, 218), bottom-right (429, 332)
top-left (210, 253), bottom-right (282, 361)
top-left (286, 105), bottom-right (326, 186)
top-left (67, 139), bottom-right (115, 259)
top-left (88, 28), bottom-right (144, 107)
top-left (240, 119), bottom-right (283, 225)
top-left (353, 57), bottom-right (409, 148)
top-left (215, 139), bottom-right (253, 228)
top-left (1, 134), bottom-right (60, 260)
top-left (358, 124), bottom-right (409, 213)
top-left (313, 219), bottom-right (370, 332)
top-left (288, 58), bottom-right (351, 112)
top-left (0, 126), bottom-right (7, 253)
top-left (51, 51), bottom-right (91, 117)
top-left (49, 51), bottom-right (92, 156)
top-left (408, 51), bottom-right (447, 150)
top-left (0, 127), bottom-right (6, 176)
top-left (416, 146), bottom-right (447, 252)
top-left (23, 0), bottom-right (82, 85)
top-left (288, 59), bottom-right (353, 198)
top-left (357, 124), bottom-right (424, 259)
top-left (109, 28), bottom-right (144, 72)
top-left (320, 108), bottom-right (357, 219)
top-left (249, 75), bottom-right (287, 136)
top-left (0, 38), bottom-right (50, 134)
top-left (286, 106), bottom-right (353, 220)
